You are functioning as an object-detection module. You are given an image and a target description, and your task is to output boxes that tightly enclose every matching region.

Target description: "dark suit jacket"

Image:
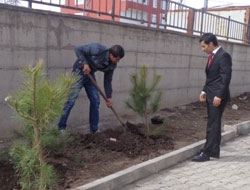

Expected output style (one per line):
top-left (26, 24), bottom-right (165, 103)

top-left (203, 48), bottom-right (232, 104)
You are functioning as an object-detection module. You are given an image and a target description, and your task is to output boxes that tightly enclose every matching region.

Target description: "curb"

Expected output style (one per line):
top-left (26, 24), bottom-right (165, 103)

top-left (73, 121), bottom-right (250, 190)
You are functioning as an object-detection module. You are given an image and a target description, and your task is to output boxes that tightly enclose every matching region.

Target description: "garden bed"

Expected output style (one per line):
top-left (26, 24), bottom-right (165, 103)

top-left (1, 92), bottom-right (250, 190)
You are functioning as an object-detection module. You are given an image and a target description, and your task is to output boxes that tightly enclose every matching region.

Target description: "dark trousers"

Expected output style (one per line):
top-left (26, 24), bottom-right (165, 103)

top-left (203, 99), bottom-right (227, 156)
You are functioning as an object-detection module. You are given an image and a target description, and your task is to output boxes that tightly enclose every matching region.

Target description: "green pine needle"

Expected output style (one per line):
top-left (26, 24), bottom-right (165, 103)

top-left (126, 65), bottom-right (163, 137)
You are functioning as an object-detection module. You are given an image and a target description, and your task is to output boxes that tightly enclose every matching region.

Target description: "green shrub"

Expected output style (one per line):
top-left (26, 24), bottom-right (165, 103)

top-left (6, 60), bottom-right (76, 190)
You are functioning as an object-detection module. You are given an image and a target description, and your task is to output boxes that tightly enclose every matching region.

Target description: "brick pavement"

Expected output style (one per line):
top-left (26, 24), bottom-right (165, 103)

top-left (122, 134), bottom-right (250, 190)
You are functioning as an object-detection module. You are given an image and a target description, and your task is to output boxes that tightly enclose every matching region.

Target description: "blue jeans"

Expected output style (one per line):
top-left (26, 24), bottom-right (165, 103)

top-left (58, 68), bottom-right (100, 133)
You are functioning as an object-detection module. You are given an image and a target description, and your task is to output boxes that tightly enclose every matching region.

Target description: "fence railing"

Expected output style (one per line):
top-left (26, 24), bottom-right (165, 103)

top-left (1, 0), bottom-right (250, 43)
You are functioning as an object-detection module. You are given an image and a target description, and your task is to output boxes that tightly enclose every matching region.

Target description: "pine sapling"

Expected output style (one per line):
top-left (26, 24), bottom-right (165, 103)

top-left (6, 60), bottom-right (76, 190)
top-left (126, 65), bottom-right (162, 139)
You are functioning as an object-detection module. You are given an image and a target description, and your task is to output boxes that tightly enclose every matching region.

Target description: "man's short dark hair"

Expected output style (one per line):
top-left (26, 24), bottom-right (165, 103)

top-left (110, 45), bottom-right (125, 58)
top-left (199, 33), bottom-right (218, 46)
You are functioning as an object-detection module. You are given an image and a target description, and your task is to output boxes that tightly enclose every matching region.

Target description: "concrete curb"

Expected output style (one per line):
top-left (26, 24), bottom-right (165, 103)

top-left (73, 121), bottom-right (250, 190)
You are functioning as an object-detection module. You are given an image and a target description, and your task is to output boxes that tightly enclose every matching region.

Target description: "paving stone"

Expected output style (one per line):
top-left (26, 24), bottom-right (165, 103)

top-left (122, 134), bottom-right (250, 190)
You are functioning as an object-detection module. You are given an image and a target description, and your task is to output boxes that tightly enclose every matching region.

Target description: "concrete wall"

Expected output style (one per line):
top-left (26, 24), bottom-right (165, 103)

top-left (1, 4), bottom-right (250, 138)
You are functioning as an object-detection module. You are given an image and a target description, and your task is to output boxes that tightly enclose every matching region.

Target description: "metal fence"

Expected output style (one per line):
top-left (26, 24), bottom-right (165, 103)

top-left (1, 0), bottom-right (250, 43)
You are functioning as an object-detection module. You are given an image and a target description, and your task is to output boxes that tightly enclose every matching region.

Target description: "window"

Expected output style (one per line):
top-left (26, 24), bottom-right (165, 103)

top-left (127, 0), bottom-right (148, 4)
top-left (151, 14), bottom-right (157, 23)
top-left (75, 0), bottom-right (84, 5)
top-left (161, 0), bottom-right (167, 10)
top-left (160, 13), bottom-right (166, 24)
top-left (153, 0), bottom-right (157, 8)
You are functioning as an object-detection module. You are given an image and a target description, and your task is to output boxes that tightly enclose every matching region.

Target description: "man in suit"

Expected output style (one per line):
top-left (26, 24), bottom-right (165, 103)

top-left (192, 33), bottom-right (232, 162)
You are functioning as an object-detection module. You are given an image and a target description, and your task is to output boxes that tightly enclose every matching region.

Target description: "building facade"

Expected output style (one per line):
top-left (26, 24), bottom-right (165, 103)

top-left (60, 1), bottom-right (250, 43)
top-left (61, 0), bottom-right (169, 28)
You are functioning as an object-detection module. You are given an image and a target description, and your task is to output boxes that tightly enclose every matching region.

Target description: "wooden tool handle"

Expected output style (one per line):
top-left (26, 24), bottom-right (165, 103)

top-left (87, 74), bottom-right (126, 128)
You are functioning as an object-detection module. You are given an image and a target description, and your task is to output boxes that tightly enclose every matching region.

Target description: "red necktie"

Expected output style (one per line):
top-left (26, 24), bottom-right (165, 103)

top-left (207, 53), bottom-right (214, 69)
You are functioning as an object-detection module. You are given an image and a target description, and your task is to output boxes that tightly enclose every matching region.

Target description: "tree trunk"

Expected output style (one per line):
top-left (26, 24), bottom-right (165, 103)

top-left (33, 71), bottom-right (46, 190)
top-left (144, 110), bottom-right (149, 140)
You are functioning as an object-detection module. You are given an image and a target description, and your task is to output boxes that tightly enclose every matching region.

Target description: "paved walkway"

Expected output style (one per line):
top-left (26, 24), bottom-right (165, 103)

top-left (122, 134), bottom-right (250, 190)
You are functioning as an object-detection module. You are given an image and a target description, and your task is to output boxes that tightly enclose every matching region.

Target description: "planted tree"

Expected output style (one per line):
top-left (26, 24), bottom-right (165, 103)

top-left (6, 60), bottom-right (76, 190)
top-left (126, 65), bottom-right (162, 138)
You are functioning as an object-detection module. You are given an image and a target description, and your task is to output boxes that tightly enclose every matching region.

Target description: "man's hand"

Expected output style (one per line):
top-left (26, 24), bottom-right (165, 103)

top-left (200, 92), bottom-right (206, 102)
top-left (213, 96), bottom-right (221, 107)
top-left (106, 98), bottom-right (112, 108)
top-left (83, 64), bottom-right (91, 74)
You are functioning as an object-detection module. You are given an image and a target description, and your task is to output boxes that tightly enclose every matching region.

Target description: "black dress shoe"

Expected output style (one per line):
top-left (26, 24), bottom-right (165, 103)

top-left (192, 152), bottom-right (210, 162)
top-left (210, 152), bottom-right (220, 159)
top-left (198, 149), bottom-right (220, 159)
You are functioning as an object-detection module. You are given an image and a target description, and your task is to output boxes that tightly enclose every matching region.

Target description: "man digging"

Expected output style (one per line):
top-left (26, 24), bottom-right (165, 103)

top-left (58, 43), bottom-right (125, 134)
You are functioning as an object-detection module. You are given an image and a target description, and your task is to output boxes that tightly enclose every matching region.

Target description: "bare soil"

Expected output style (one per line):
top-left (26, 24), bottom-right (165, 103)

top-left (1, 92), bottom-right (250, 190)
